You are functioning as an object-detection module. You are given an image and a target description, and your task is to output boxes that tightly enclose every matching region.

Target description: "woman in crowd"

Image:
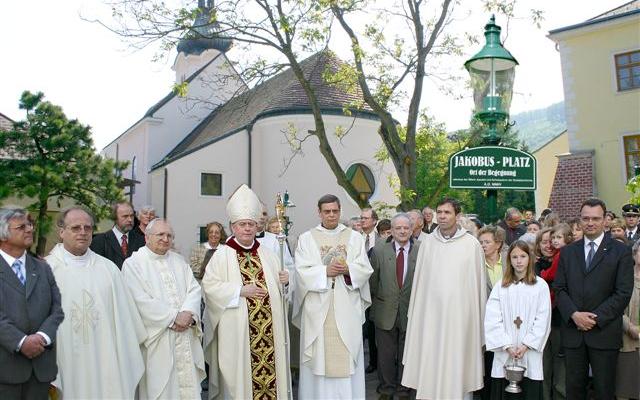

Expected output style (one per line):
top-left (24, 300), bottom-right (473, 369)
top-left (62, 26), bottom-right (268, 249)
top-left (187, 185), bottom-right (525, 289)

top-left (567, 217), bottom-right (583, 242)
top-left (534, 227), bottom-right (554, 275)
top-left (476, 225), bottom-right (507, 400)
top-left (604, 210), bottom-right (617, 232)
top-left (485, 240), bottom-right (551, 400)
top-left (188, 221), bottom-right (227, 282)
top-left (609, 218), bottom-right (629, 244)
top-left (615, 240), bottom-right (640, 400)
top-left (130, 205), bottom-right (156, 243)
top-left (526, 220), bottom-right (541, 235)
top-left (266, 216), bottom-right (282, 234)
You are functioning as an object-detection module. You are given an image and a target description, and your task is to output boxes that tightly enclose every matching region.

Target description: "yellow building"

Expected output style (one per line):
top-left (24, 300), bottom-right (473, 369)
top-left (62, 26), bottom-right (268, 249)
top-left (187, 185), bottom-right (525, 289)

top-left (532, 130), bottom-right (569, 215)
top-left (547, 1), bottom-right (640, 219)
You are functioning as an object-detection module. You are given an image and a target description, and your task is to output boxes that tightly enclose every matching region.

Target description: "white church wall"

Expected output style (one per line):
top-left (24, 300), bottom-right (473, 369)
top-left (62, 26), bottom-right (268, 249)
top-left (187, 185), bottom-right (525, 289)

top-left (160, 130), bottom-right (249, 256)
top-left (101, 119), bottom-right (156, 211)
top-left (103, 53), bottom-right (244, 211)
top-left (147, 53), bottom-right (243, 170)
top-left (252, 113), bottom-right (399, 242)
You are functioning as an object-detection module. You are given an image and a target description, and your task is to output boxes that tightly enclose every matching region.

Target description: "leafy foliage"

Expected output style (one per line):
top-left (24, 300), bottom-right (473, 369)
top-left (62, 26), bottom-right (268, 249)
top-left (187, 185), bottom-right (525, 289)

top-left (101, 0), bottom-right (541, 211)
top-left (0, 91), bottom-right (128, 254)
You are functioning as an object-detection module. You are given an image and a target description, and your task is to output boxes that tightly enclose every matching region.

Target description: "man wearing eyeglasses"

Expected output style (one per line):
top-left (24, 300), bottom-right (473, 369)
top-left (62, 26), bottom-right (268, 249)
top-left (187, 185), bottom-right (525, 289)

top-left (0, 206), bottom-right (64, 400)
top-left (554, 198), bottom-right (633, 400)
top-left (123, 218), bottom-right (206, 399)
top-left (43, 206), bottom-right (145, 399)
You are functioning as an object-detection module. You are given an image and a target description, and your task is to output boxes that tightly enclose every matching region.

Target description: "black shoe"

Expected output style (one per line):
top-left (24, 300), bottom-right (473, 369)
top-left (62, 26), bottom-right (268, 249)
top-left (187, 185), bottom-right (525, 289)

top-left (365, 365), bottom-right (377, 373)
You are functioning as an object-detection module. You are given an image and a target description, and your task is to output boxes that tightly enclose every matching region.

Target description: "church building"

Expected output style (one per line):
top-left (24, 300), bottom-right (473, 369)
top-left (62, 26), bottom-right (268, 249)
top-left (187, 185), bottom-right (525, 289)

top-left (102, 2), bottom-right (398, 254)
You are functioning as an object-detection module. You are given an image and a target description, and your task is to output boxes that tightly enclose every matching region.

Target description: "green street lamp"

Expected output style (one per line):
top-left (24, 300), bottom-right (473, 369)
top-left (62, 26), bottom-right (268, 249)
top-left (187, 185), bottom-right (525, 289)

top-left (465, 15), bottom-right (518, 145)
top-left (464, 15), bottom-right (518, 223)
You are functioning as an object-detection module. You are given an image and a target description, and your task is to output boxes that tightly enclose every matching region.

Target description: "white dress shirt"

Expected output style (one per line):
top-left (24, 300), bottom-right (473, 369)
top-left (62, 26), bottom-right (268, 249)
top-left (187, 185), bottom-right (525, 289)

top-left (393, 241), bottom-right (411, 284)
top-left (112, 226), bottom-right (129, 245)
top-left (583, 232), bottom-right (605, 263)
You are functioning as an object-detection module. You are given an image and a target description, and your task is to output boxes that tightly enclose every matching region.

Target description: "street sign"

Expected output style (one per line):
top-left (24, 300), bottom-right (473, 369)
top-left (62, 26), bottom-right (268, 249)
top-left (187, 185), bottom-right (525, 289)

top-left (449, 146), bottom-right (536, 190)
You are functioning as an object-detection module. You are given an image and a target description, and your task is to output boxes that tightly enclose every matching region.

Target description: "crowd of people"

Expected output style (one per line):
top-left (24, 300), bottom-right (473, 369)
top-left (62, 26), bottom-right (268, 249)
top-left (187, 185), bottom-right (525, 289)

top-left (0, 188), bottom-right (638, 400)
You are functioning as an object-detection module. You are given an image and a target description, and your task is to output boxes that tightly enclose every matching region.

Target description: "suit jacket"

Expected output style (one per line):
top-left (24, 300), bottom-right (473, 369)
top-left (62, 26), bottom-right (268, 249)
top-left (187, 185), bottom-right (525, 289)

top-left (423, 222), bottom-right (438, 234)
top-left (369, 240), bottom-right (420, 331)
top-left (90, 229), bottom-right (145, 269)
top-left (497, 220), bottom-right (527, 245)
top-left (0, 253), bottom-right (64, 384)
top-left (553, 234), bottom-right (634, 350)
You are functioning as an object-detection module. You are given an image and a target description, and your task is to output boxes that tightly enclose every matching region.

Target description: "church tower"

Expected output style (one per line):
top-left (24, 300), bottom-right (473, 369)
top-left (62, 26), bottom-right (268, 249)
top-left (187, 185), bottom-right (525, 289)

top-left (173, 0), bottom-right (232, 82)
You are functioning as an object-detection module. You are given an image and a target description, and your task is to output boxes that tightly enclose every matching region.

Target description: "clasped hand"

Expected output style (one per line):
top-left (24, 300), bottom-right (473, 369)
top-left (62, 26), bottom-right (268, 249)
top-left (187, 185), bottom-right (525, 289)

top-left (326, 261), bottom-right (348, 277)
top-left (171, 311), bottom-right (194, 332)
top-left (507, 345), bottom-right (528, 359)
top-left (20, 334), bottom-right (46, 359)
top-left (572, 311), bottom-right (597, 331)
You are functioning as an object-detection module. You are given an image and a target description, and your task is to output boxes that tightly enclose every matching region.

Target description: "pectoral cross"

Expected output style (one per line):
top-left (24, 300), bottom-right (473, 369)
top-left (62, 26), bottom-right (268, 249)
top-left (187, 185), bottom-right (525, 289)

top-left (514, 316), bottom-right (523, 329)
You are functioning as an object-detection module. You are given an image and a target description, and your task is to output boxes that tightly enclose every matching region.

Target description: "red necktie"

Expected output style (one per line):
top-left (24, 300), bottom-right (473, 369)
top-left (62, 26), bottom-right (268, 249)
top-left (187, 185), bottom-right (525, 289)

top-left (396, 247), bottom-right (405, 289)
top-left (121, 234), bottom-right (128, 256)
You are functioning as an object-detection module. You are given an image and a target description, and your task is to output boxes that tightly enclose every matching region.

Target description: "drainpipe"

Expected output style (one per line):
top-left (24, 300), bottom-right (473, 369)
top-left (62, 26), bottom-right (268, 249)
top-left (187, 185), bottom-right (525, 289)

top-left (163, 168), bottom-right (168, 218)
top-left (247, 123), bottom-right (254, 187)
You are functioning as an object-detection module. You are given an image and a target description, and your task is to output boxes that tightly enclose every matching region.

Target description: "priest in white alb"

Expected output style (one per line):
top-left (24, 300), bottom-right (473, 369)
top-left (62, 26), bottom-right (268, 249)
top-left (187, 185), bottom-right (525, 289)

top-left (202, 184), bottom-right (291, 400)
top-left (46, 207), bottom-right (145, 399)
top-left (293, 194), bottom-right (373, 399)
top-left (123, 218), bottom-right (206, 399)
top-left (402, 198), bottom-right (487, 400)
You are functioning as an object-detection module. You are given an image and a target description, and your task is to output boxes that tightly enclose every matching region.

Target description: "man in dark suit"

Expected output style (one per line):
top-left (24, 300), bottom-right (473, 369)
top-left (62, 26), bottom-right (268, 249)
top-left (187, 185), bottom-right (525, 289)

top-left (361, 207), bottom-right (380, 373)
top-left (421, 206), bottom-right (438, 234)
top-left (90, 201), bottom-right (145, 269)
top-left (497, 207), bottom-right (526, 245)
top-left (554, 198), bottom-right (633, 400)
top-left (369, 213), bottom-right (420, 400)
top-left (0, 206), bottom-right (64, 399)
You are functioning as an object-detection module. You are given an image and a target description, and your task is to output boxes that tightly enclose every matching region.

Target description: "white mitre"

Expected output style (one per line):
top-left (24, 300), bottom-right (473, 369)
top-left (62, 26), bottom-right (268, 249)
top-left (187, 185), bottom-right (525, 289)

top-left (226, 184), bottom-right (262, 223)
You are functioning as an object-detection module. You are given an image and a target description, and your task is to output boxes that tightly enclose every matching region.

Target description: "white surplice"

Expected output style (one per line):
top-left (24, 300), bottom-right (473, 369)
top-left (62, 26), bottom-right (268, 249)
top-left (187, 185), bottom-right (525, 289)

top-left (123, 246), bottom-right (206, 400)
top-left (402, 227), bottom-right (487, 400)
top-left (202, 241), bottom-right (291, 400)
top-left (484, 278), bottom-right (551, 380)
top-left (293, 224), bottom-right (372, 400)
top-left (46, 244), bottom-right (145, 400)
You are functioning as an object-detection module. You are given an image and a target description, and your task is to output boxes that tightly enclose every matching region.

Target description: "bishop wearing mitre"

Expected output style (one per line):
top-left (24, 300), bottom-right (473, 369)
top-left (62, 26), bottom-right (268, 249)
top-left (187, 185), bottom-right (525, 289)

top-left (203, 184), bottom-right (291, 399)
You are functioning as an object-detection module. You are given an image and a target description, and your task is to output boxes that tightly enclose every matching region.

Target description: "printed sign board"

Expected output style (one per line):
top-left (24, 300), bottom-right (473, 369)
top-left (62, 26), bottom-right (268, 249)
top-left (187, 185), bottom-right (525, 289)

top-left (449, 146), bottom-right (536, 190)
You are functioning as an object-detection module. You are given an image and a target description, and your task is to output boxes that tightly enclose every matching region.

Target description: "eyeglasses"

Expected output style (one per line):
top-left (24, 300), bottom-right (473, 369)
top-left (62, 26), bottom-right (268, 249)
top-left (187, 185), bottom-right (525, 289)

top-left (65, 225), bottom-right (93, 233)
top-left (580, 216), bottom-right (603, 223)
top-left (10, 222), bottom-right (34, 231)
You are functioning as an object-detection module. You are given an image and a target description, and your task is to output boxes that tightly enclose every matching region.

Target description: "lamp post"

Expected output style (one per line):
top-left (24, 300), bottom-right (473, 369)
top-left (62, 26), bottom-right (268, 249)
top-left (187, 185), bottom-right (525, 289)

top-left (464, 15), bottom-right (518, 223)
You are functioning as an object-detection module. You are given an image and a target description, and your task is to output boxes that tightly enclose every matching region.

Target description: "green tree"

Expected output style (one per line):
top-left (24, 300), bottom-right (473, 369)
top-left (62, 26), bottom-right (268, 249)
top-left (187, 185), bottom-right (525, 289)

top-left (102, 0), bottom-right (541, 210)
top-left (0, 91), bottom-right (128, 255)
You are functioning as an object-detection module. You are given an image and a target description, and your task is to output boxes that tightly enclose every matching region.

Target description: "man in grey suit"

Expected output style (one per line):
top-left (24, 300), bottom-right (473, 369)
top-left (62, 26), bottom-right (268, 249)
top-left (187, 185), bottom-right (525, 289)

top-left (0, 206), bottom-right (64, 399)
top-left (369, 213), bottom-right (420, 400)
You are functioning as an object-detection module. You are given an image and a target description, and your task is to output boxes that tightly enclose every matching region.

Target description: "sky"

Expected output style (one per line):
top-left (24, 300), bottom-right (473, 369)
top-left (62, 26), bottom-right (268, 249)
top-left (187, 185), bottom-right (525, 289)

top-left (0, 0), bottom-right (627, 150)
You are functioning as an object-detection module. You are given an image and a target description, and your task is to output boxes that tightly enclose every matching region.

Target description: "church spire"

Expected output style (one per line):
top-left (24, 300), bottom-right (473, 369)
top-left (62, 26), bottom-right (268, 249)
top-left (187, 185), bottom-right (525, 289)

top-left (177, 0), bottom-right (231, 56)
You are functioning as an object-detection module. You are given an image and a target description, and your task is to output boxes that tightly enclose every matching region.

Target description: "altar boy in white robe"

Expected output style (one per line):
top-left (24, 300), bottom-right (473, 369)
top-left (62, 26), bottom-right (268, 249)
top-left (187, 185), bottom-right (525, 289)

top-left (293, 194), bottom-right (373, 400)
top-left (202, 184), bottom-right (291, 400)
top-left (123, 218), bottom-right (206, 400)
top-left (46, 207), bottom-right (145, 399)
top-left (484, 240), bottom-right (552, 399)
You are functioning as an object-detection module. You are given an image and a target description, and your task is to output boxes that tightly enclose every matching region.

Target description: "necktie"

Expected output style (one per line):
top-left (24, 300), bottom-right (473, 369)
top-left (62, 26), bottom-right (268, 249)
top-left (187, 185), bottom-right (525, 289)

top-left (12, 259), bottom-right (26, 286)
top-left (121, 234), bottom-right (128, 257)
top-left (586, 242), bottom-right (596, 271)
top-left (396, 247), bottom-right (405, 288)
top-left (629, 231), bottom-right (634, 241)
top-left (365, 234), bottom-right (370, 251)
